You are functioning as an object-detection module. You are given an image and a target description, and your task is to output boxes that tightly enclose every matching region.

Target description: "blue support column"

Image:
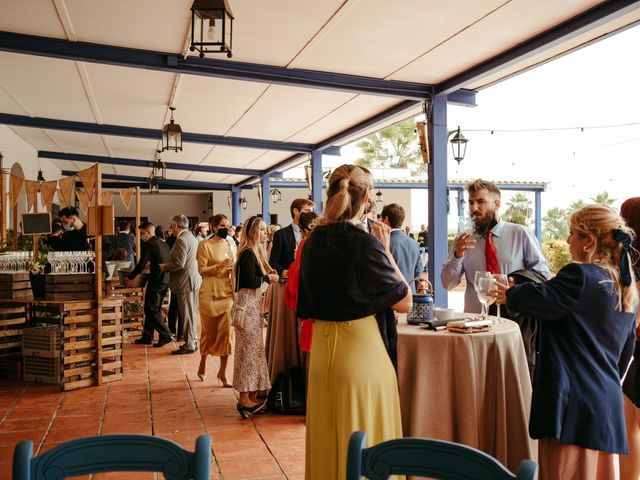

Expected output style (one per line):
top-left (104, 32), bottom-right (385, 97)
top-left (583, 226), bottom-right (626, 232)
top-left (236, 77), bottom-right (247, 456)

top-left (261, 176), bottom-right (270, 225)
top-left (456, 188), bottom-right (465, 219)
top-left (231, 187), bottom-right (241, 226)
top-left (311, 150), bottom-right (323, 211)
top-left (534, 190), bottom-right (542, 243)
top-left (428, 95), bottom-right (449, 306)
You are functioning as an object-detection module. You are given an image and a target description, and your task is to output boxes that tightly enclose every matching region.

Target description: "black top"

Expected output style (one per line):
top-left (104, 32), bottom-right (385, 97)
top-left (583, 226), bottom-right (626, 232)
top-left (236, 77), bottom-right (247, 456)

top-left (235, 249), bottom-right (269, 291)
top-left (129, 236), bottom-right (170, 287)
top-left (297, 222), bottom-right (408, 321)
top-left (58, 224), bottom-right (89, 251)
top-left (269, 224), bottom-right (296, 275)
top-left (166, 234), bottom-right (177, 249)
top-left (104, 232), bottom-right (136, 263)
top-left (417, 229), bottom-right (428, 248)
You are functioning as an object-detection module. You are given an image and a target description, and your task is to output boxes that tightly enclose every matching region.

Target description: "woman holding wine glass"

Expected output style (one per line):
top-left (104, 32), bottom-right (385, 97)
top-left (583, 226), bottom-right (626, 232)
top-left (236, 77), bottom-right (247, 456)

top-left (196, 214), bottom-right (235, 386)
top-left (496, 204), bottom-right (637, 479)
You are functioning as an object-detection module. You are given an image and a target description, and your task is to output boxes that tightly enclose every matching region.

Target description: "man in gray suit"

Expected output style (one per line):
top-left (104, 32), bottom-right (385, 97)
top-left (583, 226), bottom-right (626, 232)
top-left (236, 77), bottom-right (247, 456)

top-left (161, 214), bottom-right (201, 355)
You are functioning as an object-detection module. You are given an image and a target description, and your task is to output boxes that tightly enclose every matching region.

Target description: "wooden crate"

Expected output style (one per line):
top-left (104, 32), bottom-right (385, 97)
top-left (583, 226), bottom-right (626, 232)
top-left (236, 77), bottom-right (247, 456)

top-left (0, 272), bottom-right (32, 299)
top-left (105, 280), bottom-right (145, 336)
top-left (23, 356), bottom-right (61, 384)
top-left (45, 274), bottom-right (95, 301)
top-left (28, 299), bottom-right (124, 391)
top-left (0, 302), bottom-right (28, 359)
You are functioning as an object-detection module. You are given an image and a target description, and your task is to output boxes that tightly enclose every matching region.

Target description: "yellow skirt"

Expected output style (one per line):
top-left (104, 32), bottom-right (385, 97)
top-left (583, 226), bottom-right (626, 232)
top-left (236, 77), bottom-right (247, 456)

top-left (305, 316), bottom-right (403, 480)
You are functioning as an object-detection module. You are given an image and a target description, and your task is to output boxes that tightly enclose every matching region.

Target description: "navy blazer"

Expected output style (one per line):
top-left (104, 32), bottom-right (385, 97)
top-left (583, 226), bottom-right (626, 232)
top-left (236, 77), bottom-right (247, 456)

top-left (269, 224), bottom-right (296, 275)
top-left (506, 262), bottom-right (636, 454)
top-left (389, 230), bottom-right (422, 293)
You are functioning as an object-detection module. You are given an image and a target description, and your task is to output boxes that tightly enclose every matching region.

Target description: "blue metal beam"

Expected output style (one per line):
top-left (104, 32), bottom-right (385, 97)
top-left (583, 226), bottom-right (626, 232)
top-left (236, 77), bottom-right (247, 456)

top-left (62, 170), bottom-right (232, 190)
top-left (310, 151), bottom-right (323, 212)
top-left (436, 0), bottom-right (640, 94)
top-left (535, 190), bottom-right (542, 243)
top-left (0, 113), bottom-right (313, 153)
top-left (261, 176), bottom-right (270, 225)
top-left (0, 30), bottom-right (437, 101)
top-left (231, 187), bottom-right (241, 226)
top-left (39, 150), bottom-right (263, 177)
top-left (447, 89), bottom-right (477, 107)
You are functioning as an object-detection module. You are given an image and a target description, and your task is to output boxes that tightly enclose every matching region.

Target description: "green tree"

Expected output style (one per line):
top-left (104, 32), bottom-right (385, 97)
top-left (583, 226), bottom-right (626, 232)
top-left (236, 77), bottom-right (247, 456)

top-left (568, 199), bottom-right (585, 212)
top-left (590, 191), bottom-right (615, 205)
top-left (542, 207), bottom-right (569, 240)
top-left (355, 119), bottom-right (425, 175)
top-left (503, 193), bottom-right (533, 226)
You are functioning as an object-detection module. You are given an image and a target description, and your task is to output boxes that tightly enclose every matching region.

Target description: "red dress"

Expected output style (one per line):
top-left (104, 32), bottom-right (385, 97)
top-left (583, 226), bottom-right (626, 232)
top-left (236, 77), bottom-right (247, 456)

top-left (284, 237), bottom-right (313, 352)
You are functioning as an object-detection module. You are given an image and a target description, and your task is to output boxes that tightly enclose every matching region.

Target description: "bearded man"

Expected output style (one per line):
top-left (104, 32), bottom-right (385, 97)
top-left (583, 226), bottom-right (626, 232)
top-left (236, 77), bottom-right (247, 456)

top-left (441, 179), bottom-right (550, 313)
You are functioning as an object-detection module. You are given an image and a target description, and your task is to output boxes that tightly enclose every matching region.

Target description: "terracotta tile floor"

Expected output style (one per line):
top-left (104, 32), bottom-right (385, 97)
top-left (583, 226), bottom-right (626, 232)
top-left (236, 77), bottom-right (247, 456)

top-left (0, 340), bottom-right (306, 479)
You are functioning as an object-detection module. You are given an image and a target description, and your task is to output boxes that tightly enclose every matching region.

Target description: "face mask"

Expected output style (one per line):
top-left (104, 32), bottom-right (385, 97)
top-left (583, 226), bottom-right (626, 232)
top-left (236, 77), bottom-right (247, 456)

top-left (62, 222), bottom-right (74, 231)
top-left (217, 227), bottom-right (228, 239)
top-left (140, 235), bottom-right (151, 242)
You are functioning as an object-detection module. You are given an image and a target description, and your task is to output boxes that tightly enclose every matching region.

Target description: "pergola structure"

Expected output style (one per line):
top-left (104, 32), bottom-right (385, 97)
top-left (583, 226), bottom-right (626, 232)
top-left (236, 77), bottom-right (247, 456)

top-left (1, 0), bottom-right (639, 304)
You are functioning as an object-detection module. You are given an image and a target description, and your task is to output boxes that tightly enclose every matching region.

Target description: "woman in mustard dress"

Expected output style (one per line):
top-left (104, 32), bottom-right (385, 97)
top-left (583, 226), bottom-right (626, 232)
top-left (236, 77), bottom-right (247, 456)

top-left (297, 164), bottom-right (412, 480)
top-left (197, 214), bottom-right (236, 386)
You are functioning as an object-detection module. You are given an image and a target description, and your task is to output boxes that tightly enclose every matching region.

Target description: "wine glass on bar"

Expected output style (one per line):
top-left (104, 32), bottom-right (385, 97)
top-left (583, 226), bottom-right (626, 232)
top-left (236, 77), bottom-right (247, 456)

top-left (476, 276), bottom-right (497, 320)
top-left (492, 273), bottom-right (509, 323)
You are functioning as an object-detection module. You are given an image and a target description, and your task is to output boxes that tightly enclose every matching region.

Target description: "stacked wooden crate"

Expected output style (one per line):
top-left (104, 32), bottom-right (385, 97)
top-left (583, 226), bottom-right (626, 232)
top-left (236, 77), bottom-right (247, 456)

top-left (45, 274), bottom-right (95, 301)
top-left (24, 299), bottom-right (124, 390)
top-left (0, 272), bottom-right (32, 300)
top-left (0, 302), bottom-right (28, 379)
top-left (105, 279), bottom-right (145, 336)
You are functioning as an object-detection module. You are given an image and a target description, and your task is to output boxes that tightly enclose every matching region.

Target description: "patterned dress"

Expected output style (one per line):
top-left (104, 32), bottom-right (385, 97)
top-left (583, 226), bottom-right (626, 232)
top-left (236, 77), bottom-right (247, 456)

top-left (233, 249), bottom-right (270, 392)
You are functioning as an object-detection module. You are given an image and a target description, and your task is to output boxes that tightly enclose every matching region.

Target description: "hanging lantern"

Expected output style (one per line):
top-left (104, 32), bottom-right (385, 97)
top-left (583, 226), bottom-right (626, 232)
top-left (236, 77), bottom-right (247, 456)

top-left (74, 191), bottom-right (80, 210)
top-left (207, 196), bottom-right (213, 212)
top-left (375, 190), bottom-right (384, 205)
top-left (240, 197), bottom-right (248, 210)
top-left (162, 107), bottom-right (183, 153)
top-left (149, 174), bottom-right (160, 194)
top-left (190, 0), bottom-right (234, 58)
top-left (270, 188), bottom-right (282, 204)
top-left (153, 151), bottom-right (167, 180)
top-left (448, 126), bottom-right (468, 164)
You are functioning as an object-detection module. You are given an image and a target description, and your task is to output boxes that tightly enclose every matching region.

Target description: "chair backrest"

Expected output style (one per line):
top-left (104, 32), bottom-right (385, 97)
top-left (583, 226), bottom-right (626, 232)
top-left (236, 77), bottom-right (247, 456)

top-left (13, 434), bottom-right (211, 480)
top-left (346, 431), bottom-right (538, 480)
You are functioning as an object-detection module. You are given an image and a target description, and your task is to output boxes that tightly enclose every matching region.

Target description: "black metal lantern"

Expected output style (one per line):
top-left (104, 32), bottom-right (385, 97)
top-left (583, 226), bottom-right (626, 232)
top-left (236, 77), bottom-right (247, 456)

top-left (240, 197), bottom-right (247, 210)
top-left (375, 190), bottom-right (384, 205)
top-left (190, 0), bottom-right (234, 58)
top-left (207, 196), bottom-right (213, 212)
top-left (448, 126), bottom-right (468, 164)
top-left (153, 151), bottom-right (167, 180)
top-left (162, 107), bottom-right (183, 153)
top-left (149, 174), bottom-right (160, 194)
top-left (37, 169), bottom-right (45, 192)
top-left (270, 188), bottom-right (282, 204)
top-left (74, 192), bottom-right (80, 210)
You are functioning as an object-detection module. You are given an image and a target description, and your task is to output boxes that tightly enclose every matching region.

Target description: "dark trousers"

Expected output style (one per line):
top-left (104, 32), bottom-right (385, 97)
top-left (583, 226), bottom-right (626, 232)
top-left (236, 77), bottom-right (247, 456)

top-left (142, 284), bottom-right (173, 341)
top-left (167, 292), bottom-right (182, 338)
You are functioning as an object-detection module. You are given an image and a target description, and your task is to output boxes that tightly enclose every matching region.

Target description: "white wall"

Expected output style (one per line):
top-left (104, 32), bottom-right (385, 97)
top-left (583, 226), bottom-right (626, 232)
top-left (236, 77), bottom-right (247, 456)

top-left (0, 125), bottom-right (61, 233)
top-left (112, 192), bottom-right (210, 228)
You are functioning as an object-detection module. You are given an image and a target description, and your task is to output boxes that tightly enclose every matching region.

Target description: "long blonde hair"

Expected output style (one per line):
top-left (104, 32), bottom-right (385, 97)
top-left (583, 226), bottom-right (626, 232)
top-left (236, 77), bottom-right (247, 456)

top-left (317, 164), bottom-right (369, 225)
top-left (238, 216), bottom-right (270, 275)
top-left (570, 204), bottom-right (638, 312)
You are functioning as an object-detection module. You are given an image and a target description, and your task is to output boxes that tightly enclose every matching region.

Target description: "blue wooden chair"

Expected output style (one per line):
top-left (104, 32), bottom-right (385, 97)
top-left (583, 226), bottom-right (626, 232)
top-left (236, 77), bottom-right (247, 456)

top-left (13, 434), bottom-right (211, 480)
top-left (346, 431), bottom-right (538, 480)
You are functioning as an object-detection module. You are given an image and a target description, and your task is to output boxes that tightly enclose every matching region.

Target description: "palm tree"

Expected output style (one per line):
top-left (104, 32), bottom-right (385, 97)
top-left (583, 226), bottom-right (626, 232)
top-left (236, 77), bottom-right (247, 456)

top-left (503, 193), bottom-right (533, 226)
top-left (568, 199), bottom-right (585, 213)
top-left (543, 207), bottom-right (569, 240)
top-left (590, 191), bottom-right (615, 205)
top-left (355, 119), bottom-right (424, 174)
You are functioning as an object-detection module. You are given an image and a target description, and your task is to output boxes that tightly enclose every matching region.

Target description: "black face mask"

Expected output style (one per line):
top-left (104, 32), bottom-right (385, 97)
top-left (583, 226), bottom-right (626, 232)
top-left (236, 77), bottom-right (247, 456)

top-left (217, 227), bottom-right (228, 239)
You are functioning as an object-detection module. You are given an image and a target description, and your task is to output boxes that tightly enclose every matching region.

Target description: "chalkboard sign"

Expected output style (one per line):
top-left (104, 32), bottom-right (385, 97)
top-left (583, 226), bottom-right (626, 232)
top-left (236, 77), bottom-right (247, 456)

top-left (22, 213), bottom-right (52, 235)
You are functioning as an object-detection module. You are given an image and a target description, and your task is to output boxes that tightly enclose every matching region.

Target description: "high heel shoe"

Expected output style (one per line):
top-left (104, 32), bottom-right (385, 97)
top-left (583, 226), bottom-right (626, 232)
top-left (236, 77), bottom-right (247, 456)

top-left (217, 373), bottom-right (232, 388)
top-left (197, 371), bottom-right (206, 381)
top-left (236, 401), bottom-right (266, 419)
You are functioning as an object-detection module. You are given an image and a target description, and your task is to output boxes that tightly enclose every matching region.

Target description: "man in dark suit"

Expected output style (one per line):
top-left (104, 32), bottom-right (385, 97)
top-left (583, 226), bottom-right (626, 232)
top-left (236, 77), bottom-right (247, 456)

top-left (126, 221), bottom-right (173, 348)
top-left (104, 219), bottom-right (137, 266)
top-left (57, 207), bottom-right (89, 251)
top-left (269, 198), bottom-right (315, 276)
top-left (381, 204), bottom-right (422, 294)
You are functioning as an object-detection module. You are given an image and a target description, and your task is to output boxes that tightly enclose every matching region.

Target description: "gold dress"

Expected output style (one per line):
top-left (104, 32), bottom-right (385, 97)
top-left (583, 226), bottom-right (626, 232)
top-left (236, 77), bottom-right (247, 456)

top-left (197, 238), bottom-right (234, 356)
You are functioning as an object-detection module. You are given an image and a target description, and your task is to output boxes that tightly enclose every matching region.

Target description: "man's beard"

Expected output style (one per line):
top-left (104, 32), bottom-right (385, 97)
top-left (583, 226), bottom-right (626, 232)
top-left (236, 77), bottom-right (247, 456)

top-left (473, 210), bottom-right (498, 235)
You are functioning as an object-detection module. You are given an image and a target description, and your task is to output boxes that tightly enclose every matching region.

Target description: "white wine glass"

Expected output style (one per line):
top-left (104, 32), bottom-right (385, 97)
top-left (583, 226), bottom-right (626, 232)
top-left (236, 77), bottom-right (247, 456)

top-left (492, 273), bottom-right (509, 323)
top-left (476, 276), bottom-right (497, 320)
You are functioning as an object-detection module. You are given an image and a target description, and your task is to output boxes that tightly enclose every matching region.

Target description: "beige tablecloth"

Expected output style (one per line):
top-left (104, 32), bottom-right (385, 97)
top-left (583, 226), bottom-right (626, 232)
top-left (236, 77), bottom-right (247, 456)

top-left (265, 281), bottom-right (299, 382)
top-left (397, 318), bottom-right (536, 473)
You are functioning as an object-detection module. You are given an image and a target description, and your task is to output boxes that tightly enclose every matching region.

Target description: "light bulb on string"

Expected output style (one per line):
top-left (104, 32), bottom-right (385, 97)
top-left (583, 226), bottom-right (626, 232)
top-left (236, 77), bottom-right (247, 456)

top-left (207, 20), bottom-right (216, 41)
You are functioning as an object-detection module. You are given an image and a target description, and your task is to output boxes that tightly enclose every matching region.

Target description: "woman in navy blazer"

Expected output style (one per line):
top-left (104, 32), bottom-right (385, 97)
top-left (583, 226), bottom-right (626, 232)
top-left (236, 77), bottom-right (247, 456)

top-left (498, 204), bottom-right (638, 480)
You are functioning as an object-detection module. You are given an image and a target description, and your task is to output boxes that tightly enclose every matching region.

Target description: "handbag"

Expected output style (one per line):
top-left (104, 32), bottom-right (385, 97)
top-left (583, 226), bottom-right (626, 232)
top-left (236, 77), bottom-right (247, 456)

top-left (267, 365), bottom-right (306, 415)
top-left (230, 259), bottom-right (247, 330)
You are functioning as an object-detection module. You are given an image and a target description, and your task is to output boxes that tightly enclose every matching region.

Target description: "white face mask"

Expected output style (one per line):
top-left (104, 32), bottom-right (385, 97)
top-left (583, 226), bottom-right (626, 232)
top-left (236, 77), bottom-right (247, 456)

top-left (62, 222), bottom-right (74, 231)
top-left (141, 235), bottom-right (151, 242)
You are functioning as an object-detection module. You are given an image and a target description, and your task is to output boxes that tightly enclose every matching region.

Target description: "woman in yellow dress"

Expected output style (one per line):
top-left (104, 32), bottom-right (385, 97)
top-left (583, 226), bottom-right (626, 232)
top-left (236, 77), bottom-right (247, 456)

top-left (297, 164), bottom-right (412, 479)
top-left (196, 213), bottom-right (236, 386)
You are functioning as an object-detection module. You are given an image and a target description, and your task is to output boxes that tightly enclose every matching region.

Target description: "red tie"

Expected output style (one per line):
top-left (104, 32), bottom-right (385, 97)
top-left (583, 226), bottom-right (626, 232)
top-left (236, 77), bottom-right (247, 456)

top-left (485, 232), bottom-right (500, 274)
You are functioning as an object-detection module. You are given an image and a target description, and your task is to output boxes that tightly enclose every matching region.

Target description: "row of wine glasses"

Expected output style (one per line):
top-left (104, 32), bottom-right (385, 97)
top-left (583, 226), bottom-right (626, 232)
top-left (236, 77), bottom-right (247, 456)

top-left (0, 251), bottom-right (33, 273)
top-left (47, 251), bottom-right (95, 274)
top-left (475, 271), bottom-right (508, 323)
